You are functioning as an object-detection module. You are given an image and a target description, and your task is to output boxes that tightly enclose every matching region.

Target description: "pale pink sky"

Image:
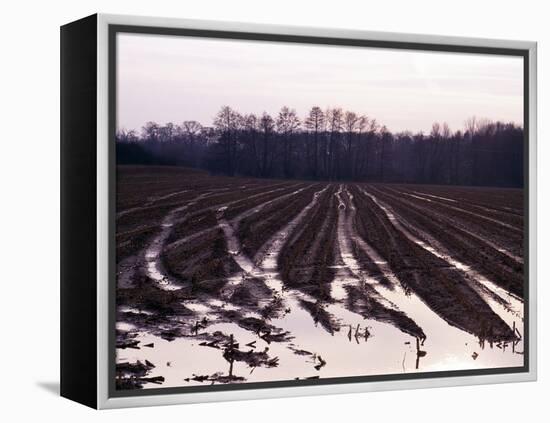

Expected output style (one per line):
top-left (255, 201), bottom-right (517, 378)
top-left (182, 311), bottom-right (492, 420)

top-left (116, 32), bottom-right (523, 134)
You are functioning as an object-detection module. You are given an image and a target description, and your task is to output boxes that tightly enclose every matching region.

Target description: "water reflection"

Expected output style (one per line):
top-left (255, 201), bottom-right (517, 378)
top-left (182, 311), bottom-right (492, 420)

top-left (116, 184), bottom-right (524, 390)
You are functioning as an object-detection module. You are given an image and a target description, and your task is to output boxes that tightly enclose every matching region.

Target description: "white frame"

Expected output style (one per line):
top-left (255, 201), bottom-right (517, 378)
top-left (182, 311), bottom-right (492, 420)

top-left (96, 13), bottom-right (537, 409)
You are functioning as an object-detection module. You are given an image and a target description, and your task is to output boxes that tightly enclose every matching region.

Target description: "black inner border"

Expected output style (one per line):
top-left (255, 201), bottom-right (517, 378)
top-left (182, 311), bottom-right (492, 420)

top-left (108, 24), bottom-right (530, 399)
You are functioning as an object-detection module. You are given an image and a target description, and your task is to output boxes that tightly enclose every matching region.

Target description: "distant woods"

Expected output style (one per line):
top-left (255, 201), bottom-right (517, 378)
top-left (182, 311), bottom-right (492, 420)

top-left (116, 106), bottom-right (524, 187)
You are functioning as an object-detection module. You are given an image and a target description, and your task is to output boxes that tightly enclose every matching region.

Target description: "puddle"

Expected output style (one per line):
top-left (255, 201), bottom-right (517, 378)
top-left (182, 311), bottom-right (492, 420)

top-left (117, 183), bottom-right (524, 390)
top-left (144, 192), bottom-right (214, 290)
top-left (359, 186), bottom-right (524, 339)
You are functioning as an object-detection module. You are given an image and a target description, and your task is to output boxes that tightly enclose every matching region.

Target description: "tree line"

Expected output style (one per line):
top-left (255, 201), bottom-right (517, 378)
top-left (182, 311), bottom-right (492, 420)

top-left (116, 106), bottom-right (524, 187)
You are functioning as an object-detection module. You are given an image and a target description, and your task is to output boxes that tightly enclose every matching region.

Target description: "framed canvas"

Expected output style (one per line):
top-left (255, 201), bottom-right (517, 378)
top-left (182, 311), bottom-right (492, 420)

top-left (60, 13), bottom-right (537, 409)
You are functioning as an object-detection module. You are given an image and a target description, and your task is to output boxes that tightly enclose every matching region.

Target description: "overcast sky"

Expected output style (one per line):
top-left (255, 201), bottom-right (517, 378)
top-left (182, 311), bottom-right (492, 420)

top-left (116, 32), bottom-right (523, 134)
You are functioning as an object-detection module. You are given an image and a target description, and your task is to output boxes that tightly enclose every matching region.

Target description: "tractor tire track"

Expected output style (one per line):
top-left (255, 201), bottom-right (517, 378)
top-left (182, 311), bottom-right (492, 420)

top-left (359, 186), bottom-right (523, 333)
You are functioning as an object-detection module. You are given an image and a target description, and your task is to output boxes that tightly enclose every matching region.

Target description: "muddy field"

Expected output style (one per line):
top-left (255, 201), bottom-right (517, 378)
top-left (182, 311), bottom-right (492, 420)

top-left (115, 165), bottom-right (524, 390)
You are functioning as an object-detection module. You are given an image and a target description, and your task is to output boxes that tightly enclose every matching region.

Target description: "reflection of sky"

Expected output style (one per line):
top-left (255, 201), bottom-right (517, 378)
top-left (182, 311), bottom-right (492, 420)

top-left (117, 293), bottom-right (524, 389)
top-left (118, 257), bottom-right (524, 388)
top-left (117, 251), bottom-right (524, 388)
top-left (117, 33), bottom-right (523, 134)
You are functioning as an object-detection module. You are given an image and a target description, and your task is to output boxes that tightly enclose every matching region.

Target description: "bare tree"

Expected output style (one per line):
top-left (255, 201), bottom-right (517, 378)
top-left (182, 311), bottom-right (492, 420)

top-left (118, 108), bottom-right (523, 187)
top-left (353, 115), bottom-right (368, 178)
top-left (181, 120), bottom-right (203, 166)
top-left (440, 122), bottom-right (452, 183)
top-left (430, 122), bottom-right (441, 138)
top-left (450, 130), bottom-right (462, 184)
top-left (357, 118), bottom-right (377, 178)
top-left (116, 128), bottom-right (139, 143)
top-left (441, 122), bottom-right (451, 139)
top-left (378, 125), bottom-right (391, 180)
top-left (304, 106), bottom-right (325, 178)
top-left (214, 106), bottom-right (241, 176)
top-left (344, 111), bottom-right (359, 178)
top-left (464, 116), bottom-right (478, 140)
top-left (277, 107), bottom-right (301, 178)
top-left (141, 121), bottom-right (160, 142)
top-left (242, 114), bottom-right (260, 175)
top-left (259, 112), bottom-right (275, 177)
top-left (182, 120), bottom-right (202, 137)
top-left (327, 108), bottom-right (344, 179)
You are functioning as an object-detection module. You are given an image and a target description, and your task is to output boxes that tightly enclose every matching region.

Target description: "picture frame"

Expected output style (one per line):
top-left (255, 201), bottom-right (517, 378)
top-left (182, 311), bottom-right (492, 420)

top-left (60, 13), bottom-right (537, 409)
